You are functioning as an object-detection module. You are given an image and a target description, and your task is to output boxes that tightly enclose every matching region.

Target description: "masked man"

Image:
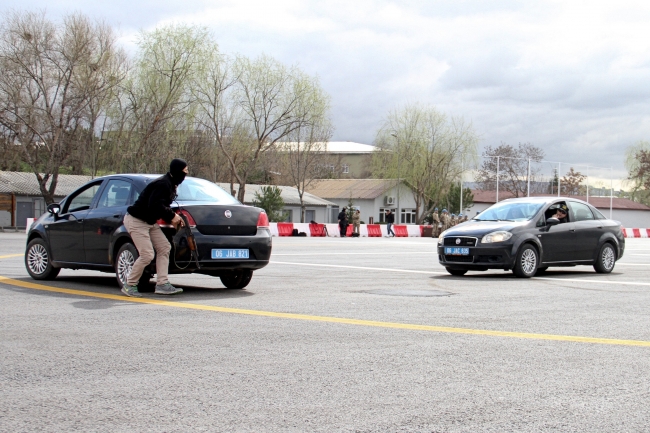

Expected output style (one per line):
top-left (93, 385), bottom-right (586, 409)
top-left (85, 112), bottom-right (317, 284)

top-left (121, 158), bottom-right (189, 297)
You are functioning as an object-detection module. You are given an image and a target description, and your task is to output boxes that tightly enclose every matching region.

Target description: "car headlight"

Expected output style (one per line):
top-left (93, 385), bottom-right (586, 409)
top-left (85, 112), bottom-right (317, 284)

top-left (481, 231), bottom-right (513, 243)
top-left (437, 230), bottom-right (449, 246)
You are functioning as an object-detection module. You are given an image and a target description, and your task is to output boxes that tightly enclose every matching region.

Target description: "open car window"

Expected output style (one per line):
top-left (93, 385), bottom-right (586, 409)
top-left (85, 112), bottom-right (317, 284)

top-left (474, 201), bottom-right (544, 222)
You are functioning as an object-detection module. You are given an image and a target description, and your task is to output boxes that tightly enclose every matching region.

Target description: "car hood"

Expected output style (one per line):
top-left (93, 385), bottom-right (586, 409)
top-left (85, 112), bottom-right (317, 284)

top-left (443, 220), bottom-right (528, 237)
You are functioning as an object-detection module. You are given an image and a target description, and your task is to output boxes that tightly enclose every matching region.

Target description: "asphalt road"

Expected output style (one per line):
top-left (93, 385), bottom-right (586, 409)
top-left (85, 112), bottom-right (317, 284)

top-left (2, 232), bottom-right (650, 432)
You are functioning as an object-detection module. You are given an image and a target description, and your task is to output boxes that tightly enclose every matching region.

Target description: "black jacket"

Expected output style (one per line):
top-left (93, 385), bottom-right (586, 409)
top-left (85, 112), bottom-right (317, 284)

top-left (386, 212), bottom-right (395, 224)
top-left (127, 173), bottom-right (177, 224)
top-left (338, 210), bottom-right (348, 224)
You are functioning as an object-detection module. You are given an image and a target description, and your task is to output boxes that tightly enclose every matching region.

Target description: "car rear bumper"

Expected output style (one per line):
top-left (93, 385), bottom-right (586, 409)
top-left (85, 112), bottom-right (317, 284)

top-left (170, 228), bottom-right (272, 272)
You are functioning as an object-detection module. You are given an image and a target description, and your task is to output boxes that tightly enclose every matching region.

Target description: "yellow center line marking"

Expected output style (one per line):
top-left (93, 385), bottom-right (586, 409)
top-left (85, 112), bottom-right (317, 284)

top-left (1, 275), bottom-right (649, 347)
top-left (0, 254), bottom-right (24, 259)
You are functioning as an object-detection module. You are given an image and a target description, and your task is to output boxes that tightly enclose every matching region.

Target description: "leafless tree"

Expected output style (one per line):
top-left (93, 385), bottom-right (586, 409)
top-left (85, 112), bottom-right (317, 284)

top-left (281, 118), bottom-right (333, 222)
top-left (373, 104), bottom-right (478, 223)
top-left (0, 11), bottom-right (126, 203)
top-left (475, 142), bottom-right (545, 198)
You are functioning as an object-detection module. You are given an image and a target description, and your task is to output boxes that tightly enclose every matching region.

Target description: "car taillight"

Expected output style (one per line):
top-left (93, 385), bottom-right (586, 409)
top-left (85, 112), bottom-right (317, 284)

top-left (156, 210), bottom-right (197, 228)
top-left (156, 219), bottom-right (173, 228)
top-left (177, 209), bottom-right (197, 227)
top-left (257, 211), bottom-right (269, 228)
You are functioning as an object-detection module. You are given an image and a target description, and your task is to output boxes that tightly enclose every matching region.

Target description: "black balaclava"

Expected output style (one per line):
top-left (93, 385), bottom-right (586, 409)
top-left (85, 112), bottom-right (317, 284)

top-left (169, 158), bottom-right (187, 185)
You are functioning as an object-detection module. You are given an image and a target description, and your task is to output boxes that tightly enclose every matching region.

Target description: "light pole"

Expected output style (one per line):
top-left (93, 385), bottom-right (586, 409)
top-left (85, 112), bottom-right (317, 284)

top-left (390, 133), bottom-right (401, 223)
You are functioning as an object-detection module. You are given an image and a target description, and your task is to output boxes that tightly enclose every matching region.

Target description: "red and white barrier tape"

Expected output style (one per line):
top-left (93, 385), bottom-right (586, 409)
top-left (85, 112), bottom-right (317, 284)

top-left (622, 228), bottom-right (650, 238)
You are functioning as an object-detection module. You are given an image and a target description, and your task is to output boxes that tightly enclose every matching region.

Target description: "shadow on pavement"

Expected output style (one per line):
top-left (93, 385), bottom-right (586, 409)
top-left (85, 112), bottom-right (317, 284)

top-left (1, 275), bottom-right (255, 310)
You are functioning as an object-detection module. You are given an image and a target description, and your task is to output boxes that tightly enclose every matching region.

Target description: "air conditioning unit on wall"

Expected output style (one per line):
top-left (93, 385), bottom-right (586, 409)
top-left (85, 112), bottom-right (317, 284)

top-left (385, 196), bottom-right (395, 205)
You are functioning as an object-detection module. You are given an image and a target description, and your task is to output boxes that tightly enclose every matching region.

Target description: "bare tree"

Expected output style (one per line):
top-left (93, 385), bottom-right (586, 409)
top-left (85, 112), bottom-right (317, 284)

top-left (282, 118), bottom-right (333, 222)
top-left (475, 142), bottom-right (545, 198)
top-left (223, 55), bottom-right (329, 202)
top-left (372, 104), bottom-right (478, 223)
top-left (0, 11), bottom-right (125, 203)
top-left (106, 24), bottom-right (211, 173)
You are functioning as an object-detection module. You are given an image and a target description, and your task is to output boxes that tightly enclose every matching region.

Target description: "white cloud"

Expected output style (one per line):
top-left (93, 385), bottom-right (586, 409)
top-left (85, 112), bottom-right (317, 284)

top-left (3, 0), bottom-right (650, 179)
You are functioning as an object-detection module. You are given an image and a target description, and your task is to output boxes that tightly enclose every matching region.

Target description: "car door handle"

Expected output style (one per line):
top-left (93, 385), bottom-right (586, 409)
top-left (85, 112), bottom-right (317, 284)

top-left (569, 229), bottom-right (575, 232)
top-left (113, 214), bottom-right (121, 218)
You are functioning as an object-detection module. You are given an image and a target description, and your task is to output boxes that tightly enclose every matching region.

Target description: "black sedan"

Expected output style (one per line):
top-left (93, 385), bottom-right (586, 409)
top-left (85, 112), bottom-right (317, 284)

top-left (25, 174), bottom-right (272, 289)
top-left (438, 197), bottom-right (624, 278)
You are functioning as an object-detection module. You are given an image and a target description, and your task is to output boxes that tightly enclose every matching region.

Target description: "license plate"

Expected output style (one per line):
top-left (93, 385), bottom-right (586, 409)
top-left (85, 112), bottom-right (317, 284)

top-left (444, 247), bottom-right (470, 255)
top-left (211, 249), bottom-right (249, 259)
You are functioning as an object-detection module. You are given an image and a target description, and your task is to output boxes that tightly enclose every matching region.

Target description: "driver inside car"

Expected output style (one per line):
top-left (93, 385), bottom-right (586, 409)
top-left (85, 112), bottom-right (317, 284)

top-left (550, 204), bottom-right (569, 223)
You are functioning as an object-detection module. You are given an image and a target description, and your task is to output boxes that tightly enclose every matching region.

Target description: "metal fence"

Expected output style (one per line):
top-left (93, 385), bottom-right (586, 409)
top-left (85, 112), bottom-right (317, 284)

top-left (460, 155), bottom-right (615, 218)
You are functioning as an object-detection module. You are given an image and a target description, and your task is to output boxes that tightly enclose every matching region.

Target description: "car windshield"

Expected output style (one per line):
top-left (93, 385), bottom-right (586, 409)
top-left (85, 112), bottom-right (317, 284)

top-left (175, 178), bottom-right (240, 204)
top-left (474, 201), bottom-right (544, 222)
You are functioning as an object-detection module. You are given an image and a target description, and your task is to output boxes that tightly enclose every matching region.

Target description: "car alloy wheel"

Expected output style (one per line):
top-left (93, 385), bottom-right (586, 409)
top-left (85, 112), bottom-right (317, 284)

top-left (25, 238), bottom-right (60, 280)
top-left (594, 243), bottom-right (616, 274)
top-left (513, 244), bottom-right (538, 278)
top-left (116, 248), bottom-right (136, 288)
top-left (521, 249), bottom-right (537, 274)
top-left (27, 243), bottom-right (48, 275)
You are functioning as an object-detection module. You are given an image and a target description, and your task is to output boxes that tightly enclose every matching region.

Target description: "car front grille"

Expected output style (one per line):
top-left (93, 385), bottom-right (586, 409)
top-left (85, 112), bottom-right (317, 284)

top-left (196, 225), bottom-right (257, 236)
top-left (443, 237), bottom-right (477, 247)
top-left (444, 255), bottom-right (474, 263)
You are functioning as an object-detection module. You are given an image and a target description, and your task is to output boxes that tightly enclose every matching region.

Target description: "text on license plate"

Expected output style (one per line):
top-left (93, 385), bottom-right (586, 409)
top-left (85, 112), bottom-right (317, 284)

top-left (211, 249), bottom-right (249, 259)
top-left (444, 247), bottom-right (470, 255)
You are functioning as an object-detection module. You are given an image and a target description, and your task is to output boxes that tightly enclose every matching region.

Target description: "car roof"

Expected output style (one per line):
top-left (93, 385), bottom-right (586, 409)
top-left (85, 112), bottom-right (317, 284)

top-left (499, 196), bottom-right (595, 206)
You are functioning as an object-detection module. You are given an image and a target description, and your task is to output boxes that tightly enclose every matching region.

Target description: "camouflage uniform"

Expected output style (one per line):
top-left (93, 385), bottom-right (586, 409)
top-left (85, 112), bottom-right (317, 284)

top-left (431, 210), bottom-right (441, 237)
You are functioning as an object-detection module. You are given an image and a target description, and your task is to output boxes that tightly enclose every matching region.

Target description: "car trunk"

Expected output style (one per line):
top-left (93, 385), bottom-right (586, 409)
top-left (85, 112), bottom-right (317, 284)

top-left (177, 202), bottom-right (260, 236)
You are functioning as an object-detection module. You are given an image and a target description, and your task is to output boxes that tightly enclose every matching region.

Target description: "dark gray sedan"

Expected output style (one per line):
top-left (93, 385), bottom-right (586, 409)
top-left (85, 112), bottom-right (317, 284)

top-left (438, 197), bottom-right (625, 277)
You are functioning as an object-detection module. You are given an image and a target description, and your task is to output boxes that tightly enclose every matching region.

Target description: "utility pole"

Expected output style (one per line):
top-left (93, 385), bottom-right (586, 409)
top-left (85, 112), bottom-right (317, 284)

top-left (391, 133), bottom-right (401, 223)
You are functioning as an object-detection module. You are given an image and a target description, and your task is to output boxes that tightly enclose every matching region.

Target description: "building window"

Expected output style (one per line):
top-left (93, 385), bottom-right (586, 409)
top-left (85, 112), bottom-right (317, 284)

top-left (379, 207), bottom-right (396, 223)
top-left (400, 208), bottom-right (416, 224)
top-left (328, 164), bottom-right (336, 172)
top-left (341, 164), bottom-right (349, 174)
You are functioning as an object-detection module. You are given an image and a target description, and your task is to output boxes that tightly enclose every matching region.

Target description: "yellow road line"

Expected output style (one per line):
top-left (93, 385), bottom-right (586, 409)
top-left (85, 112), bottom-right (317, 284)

top-left (1, 275), bottom-right (649, 347)
top-left (0, 254), bottom-right (24, 259)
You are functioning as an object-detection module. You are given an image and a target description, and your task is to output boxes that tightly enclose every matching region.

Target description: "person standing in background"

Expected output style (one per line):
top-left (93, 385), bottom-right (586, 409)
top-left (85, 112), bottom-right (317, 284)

top-left (338, 207), bottom-right (349, 237)
top-left (385, 209), bottom-right (395, 237)
top-left (352, 209), bottom-right (361, 235)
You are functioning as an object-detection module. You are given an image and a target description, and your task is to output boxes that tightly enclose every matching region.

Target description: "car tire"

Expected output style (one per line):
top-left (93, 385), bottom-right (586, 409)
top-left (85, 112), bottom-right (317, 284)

top-left (594, 243), bottom-right (616, 274)
top-left (446, 268), bottom-right (468, 276)
top-left (220, 270), bottom-right (253, 289)
top-left (513, 244), bottom-right (538, 278)
top-left (115, 243), bottom-right (152, 290)
top-left (25, 238), bottom-right (60, 280)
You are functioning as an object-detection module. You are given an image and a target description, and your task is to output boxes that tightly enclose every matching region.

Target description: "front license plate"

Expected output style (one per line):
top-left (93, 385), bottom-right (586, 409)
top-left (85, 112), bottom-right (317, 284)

top-left (444, 247), bottom-right (470, 256)
top-left (211, 249), bottom-right (249, 259)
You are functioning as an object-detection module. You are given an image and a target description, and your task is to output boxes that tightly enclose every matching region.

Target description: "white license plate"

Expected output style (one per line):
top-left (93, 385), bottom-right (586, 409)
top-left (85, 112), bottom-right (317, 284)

top-left (444, 247), bottom-right (470, 256)
top-left (211, 249), bottom-right (249, 259)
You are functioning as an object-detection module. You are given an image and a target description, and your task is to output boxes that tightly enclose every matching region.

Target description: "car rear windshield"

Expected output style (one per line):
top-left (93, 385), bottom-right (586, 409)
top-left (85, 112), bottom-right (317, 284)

top-left (176, 178), bottom-right (240, 204)
top-left (475, 201), bottom-right (544, 222)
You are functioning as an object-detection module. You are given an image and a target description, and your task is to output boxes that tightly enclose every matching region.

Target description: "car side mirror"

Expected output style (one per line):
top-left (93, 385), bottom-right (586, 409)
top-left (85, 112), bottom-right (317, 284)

top-left (546, 217), bottom-right (560, 226)
top-left (47, 203), bottom-right (61, 218)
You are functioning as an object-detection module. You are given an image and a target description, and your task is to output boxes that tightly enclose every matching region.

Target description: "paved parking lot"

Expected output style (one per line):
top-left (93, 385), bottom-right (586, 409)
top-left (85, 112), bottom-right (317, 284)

top-left (2, 232), bottom-right (650, 432)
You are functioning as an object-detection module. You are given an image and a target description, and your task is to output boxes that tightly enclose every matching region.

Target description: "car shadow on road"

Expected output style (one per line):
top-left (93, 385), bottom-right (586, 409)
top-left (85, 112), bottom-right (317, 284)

top-left (3, 275), bottom-right (255, 310)
top-left (431, 270), bottom-right (625, 280)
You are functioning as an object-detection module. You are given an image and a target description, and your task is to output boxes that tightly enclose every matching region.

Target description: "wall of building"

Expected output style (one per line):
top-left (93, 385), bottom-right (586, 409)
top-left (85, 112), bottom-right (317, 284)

top-left (323, 184), bottom-right (419, 224)
top-left (280, 205), bottom-right (330, 224)
top-left (608, 209), bottom-right (650, 227)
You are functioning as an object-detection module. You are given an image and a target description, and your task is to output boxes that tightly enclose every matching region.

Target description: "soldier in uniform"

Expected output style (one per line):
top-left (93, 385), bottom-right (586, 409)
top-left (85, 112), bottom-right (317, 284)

top-left (431, 208), bottom-right (441, 237)
top-left (441, 209), bottom-right (450, 231)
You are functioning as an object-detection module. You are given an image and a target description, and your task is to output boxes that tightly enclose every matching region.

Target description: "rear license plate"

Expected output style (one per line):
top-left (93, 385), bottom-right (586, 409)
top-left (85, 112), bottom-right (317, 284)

top-left (211, 249), bottom-right (249, 259)
top-left (444, 247), bottom-right (470, 255)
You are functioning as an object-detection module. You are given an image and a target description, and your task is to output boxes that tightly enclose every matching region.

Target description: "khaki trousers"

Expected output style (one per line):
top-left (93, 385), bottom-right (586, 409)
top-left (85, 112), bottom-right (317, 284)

top-left (123, 214), bottom-right (171, 286)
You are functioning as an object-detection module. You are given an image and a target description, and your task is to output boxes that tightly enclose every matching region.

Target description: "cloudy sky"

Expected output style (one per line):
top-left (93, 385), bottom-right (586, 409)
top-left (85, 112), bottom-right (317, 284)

top-left (4, 0), bottom-right (650, 182)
